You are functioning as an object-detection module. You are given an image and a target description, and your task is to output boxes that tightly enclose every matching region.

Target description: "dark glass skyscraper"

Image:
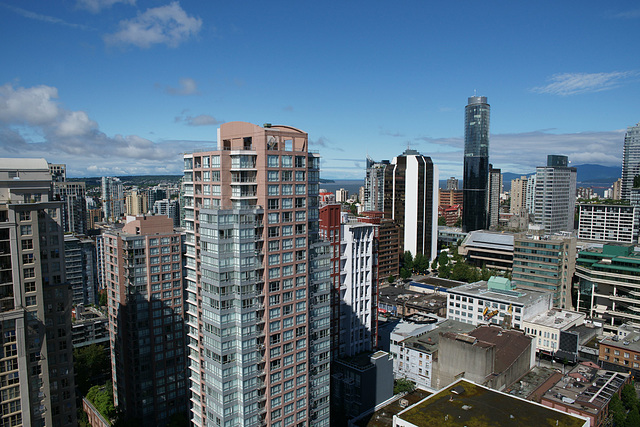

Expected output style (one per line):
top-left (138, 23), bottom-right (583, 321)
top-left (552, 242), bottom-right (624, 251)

top-left (462, 95), bottom-right (490, 232)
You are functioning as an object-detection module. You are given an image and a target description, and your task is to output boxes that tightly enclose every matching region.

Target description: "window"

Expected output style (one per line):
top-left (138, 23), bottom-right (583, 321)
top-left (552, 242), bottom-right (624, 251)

top-left (268, 171), bottom-right (279, 182)
top-left (268, 199), bottom-right (280, 210)
top-left (21, 239), bottom-right (33, 250)
top-left (282, 156), bottom-right (292, 167)
top-left (295, 156), bottom-right (306, 168)
top-left (20, 225), bottom-right (32, 235)
top-left (295, 184), bottom-right (306, 195)
top-left (268, 155), bottom-right (279, 167)
top-left (268, 185), bottom-right (280, 196)
top-left (268, 213), bottom-right (280, 224)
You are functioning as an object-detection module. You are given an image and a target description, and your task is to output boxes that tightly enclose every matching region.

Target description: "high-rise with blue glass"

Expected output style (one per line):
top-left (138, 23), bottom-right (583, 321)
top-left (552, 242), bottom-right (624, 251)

top-left (462, 96), bottom-right (490, 232)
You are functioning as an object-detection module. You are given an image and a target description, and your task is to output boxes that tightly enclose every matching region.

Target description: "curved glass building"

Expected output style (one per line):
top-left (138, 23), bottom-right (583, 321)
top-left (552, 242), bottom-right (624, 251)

top-left (462, 96), bottom-right (490, 232)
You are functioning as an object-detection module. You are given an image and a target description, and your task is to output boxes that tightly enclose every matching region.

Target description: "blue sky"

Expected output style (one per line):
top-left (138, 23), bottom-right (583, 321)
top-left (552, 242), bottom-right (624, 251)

top-left (1, 1), bottom-right (639, 179)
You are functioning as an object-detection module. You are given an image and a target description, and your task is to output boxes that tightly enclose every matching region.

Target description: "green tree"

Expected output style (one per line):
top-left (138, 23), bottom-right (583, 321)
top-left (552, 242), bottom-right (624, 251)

top-left (431, 258), bottom-right (438, 271)
top-left (480, 266), bottom-right (492, 281)
top-left (609, 394), bottom-right (626, 427)
top-left (454, 216), bottom-right (462, 227)
top-left (438, 251), bottom-right (449, 268)
top-left (400, 267), bottom-right (412, 280)
top-left (413, 253), bottom-right (429, 274)
top-left (438, 264), bottom-right (451, 279)
top-left (99, 289), bottom-right (107, 307)
top-left (387, 275), bottom-right (396, 284)
top-left (625, 408), bottom-right (640, 427)
top-left (74, 344), bottom-right (110, 396)
top-left (621, 383), bottom-right (639, 410)
top-left (86, 382), bottom-right (116, 421)
top-left (394, 378), bottom-right (415, 394)
top-left (438, 216), bottom-right (446, 226)
top-left (403, 251), bottom-right (414, 270)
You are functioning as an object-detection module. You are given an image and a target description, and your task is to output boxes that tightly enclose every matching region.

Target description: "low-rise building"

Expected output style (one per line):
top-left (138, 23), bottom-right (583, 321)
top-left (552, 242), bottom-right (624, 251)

top-left (599, 326), bottom-right (640, 377)
top-left (394, 379), bottom-right (589, 427)
top-left (332, 351), bottom-right (394, 422)
top-left (393, 319), bottom-right (474, 390)
top-left (436, 325), bottom-right (534, 391)
top-left (538, 362), bottom-right (630, 427)
top-left (447, 277), bottom-right (553, 330)
top-left (458, 230), bottom-right (514, 272)
top-left (523, 308), bottom-right (585, 359)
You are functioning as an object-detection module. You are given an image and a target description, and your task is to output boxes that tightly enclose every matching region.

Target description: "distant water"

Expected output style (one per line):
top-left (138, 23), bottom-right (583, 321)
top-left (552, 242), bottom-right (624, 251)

top-left (319, 180), bottom-right (364, 197)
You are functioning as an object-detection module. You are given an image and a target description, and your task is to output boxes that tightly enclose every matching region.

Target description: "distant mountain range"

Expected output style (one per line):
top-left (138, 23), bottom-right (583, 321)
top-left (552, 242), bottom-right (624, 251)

top-left (440, 164), bottom-right (622, 192)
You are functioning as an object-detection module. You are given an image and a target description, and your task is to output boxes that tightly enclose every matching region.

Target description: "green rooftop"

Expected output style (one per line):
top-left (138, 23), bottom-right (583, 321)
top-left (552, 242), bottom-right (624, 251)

top-left (397, 380), bottom-right (587, 427)
top-left (487, 276), bottom-right (513, 292)
top-left (602, 245), bottom-right (634, 257)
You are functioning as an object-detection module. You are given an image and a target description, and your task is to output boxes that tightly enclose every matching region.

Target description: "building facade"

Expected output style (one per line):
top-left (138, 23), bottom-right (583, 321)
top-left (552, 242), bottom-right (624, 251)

top-left (0, 158), bottom-right (77, 427)
top-left (363, 157), bottom-right (388, 212)
top-left (125, 189), bottom-right (148, 216)
top-left (49, 163), bottom-right (87, 234)
top-left (183, 122), bottom-right (330, 427)
top-left (101, 176), bottom-right (124, 222)
top-left (575, 245), bottom-right (640, 332)
top-left (487, 165), bottom-right (502, 229)
top-left (64, 235), bottom-right (98, 305)
top-left (621, 122), bottom-right (640, 201)
top-left (512, 233), bottom-right (576, 309)
top-left (462, 95), bottom-right (490, 232)
top-left (578, 204), bottom-right (636, 243)
top-left (533, 155), bottom-right (577, 234)
top-left (104, 215), bottom-right (187, 425)
top-left (383, 149), bottom-right (438, 261)
top-left (446, 277), bottom-right (552, 330)
top-left (510, 176), bottom-right (528, 216)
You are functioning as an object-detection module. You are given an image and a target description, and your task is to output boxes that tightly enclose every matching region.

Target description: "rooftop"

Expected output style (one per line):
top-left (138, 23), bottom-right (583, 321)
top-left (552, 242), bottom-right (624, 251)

top-left (448, 280), bottom-right (552, 307)
top-left (466, 325), bottom-right (533, 374)
top-left (461, 230), bottom-right (514, 251)
top-left (397, 379), bottom-right (587, 427)
top-left (0, 157), bottom-right (49, 171)
top-left (353, 388), bottom-right (432, 427)
top-left (403, 319), bottom-right (476, 353)
top-left (600, 330), bottom-right (640, 353)
top-left (539, 363), bottom-right (629, 414)
top-left (525, 309), bottom-right (585, 329)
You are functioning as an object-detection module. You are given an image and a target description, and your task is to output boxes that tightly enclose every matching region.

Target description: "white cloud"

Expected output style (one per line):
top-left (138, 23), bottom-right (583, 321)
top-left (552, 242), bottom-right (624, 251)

top-left (0, 82), bottom-right (209, 176)
top-left (610, 9), bottom-right (640, 19)
top-left (56, 111), bottom-right (97, 137)
top-left (104, 2), bottom-right (202, 48)
top-left (76, 0), bottom-right (135, 13)
top-left (0, 84), bottom-right (61, 125)
top-left (1, 3), bottom-right (89, 29)
top-left (165, 77), bottom-right (199, 95)
top-left (531, 71), bottom-right (637, 96)
top-left (174, 112), bottom-right (222, 126)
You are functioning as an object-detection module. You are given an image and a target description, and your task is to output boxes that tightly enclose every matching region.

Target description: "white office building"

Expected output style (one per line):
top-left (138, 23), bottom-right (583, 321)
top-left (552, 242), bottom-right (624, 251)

top-left (446, 277), bottom-right (552, 330)
top-left (578, 204), bottom-right (636, 243)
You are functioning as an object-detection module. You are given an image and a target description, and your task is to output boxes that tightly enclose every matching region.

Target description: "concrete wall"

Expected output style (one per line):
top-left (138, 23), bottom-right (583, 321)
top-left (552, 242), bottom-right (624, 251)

top-left (436, 335), bottom-right (494, 388)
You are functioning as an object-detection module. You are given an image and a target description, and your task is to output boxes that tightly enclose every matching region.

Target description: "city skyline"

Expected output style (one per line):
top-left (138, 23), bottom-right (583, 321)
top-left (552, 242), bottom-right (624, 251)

top-left (1, 1), bottom-right (639, 179)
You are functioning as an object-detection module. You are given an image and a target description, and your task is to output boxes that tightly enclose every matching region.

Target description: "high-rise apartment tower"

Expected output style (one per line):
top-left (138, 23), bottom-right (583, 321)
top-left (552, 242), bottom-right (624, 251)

top-left (621, 122), bottom-right (640, 201)
top-left (183, 122), bottom-right (331, 427)
top-left (104, 215), bottom-right (187, 425)
top-left (0, 158), bottom-right (77, 427)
